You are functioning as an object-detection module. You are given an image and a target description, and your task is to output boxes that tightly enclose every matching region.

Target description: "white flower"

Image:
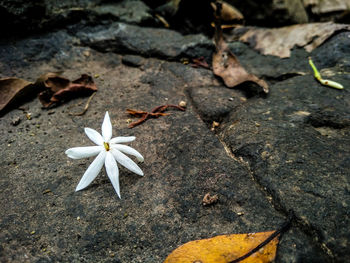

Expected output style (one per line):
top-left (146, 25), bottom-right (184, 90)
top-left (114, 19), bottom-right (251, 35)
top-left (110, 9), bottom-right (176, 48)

top-left (65, 111), bottom-right (144, 198)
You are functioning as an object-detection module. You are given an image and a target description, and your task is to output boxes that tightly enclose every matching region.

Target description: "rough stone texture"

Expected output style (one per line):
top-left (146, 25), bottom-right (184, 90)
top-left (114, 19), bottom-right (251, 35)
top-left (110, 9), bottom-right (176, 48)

top-left (77, 22), bottom-right (213, 60)
top-left (0, 0), bottom-right (156, 36)
top-left (217, 33), bottom-right (350, 262)
top-left (91, 0), bottom-right (153, 25)
top-left (0, 2), bottom-right (349, 262)
top-left (0, 30), bottom-right (324, 262)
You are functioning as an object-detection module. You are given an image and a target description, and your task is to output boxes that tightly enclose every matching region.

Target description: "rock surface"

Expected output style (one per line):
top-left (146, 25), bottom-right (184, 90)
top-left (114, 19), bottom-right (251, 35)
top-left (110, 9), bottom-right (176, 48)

top-left (0, 1), bottom-right (349, 263)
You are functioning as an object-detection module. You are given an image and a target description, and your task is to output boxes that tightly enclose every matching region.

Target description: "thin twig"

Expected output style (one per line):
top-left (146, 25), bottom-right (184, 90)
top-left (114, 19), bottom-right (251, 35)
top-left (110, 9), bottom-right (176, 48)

top-left (229, 210), bottom-right (295, 263)
top-left (126, 109), bottom-right (169, 117)
top-left (69, 92), bottom-right (96, 116)
top-left (214, 0), bottom-right (223, 49)
top-left (127, 104), bottom-right (185, 128)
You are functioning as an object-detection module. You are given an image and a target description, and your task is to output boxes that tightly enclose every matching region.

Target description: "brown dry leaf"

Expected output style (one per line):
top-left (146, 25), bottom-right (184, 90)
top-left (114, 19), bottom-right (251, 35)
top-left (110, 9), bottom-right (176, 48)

top-left (303, 0), bottom-right (350, 15)
top-left (237, 22), bottom-right (350, 58)
top-left (164, 231), bottom-right (279, 263)
top-left (37, 73), bottom-right (97, 108)
top-left (0, 78), bottom-right (35, 113)
top-left (212, 1), bottom-right (268, 93)
top-left (211, 1), bottom-right (244, 21)
top-left (213, 38), bottom-right (269, 93)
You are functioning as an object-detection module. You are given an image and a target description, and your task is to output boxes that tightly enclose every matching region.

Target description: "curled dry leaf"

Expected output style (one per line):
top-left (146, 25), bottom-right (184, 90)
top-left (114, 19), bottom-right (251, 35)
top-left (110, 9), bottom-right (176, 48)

top-left (0, 78), bottom-right (35, 113)
top-left (164, 231), bottom-right (279, 263)
top-left (212, 1), bottom-right (268, 93)
top-left (38, 73), bottom-right (97, 108)
top-left (235, 22), bottom-right (350, 58)
top-left (213, 40), bottom-right (269, 93)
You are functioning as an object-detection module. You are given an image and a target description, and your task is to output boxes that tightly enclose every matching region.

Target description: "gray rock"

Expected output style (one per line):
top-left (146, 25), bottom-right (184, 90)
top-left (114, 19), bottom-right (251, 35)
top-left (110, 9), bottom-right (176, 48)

top-left (0, 0), bottom-right (155, 35)
top-left (122, 55), bottom-right (145, 68)
top-left (217, 62), bottom-right (350, 262)
top-left (77, 22), bottom-right (213, 60)
top-left (91, 0), bottom-right (153, 25)
top-left (188, 86), bottom-right (247, 124)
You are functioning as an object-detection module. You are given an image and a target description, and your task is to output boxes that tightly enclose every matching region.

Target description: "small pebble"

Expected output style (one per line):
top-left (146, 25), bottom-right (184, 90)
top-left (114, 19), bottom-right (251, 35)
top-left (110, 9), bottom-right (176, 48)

top-left (83, 50), bottom-right (90, 57)
top-left (11, 117), bottom-right (21, 126)
top-left (179, 101), bottom-right (187, 108)
top-left (211, 121), bottom-right (220, 131)
top-left (261, 151), bottom-right (270, 160)
top-left (202, 193), bottom-right (219, 206)
top-left (42, 189), bottom-right (51, 194)
top-left (180, 58), bottom-right (189, 65)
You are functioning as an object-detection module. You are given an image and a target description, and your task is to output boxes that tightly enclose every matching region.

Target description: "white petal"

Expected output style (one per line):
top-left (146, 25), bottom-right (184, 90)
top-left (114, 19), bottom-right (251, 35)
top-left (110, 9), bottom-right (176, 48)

top-left (65, 146), bottom-right (103, 159)
top-left (111, 149), bottom-right (144, 176)
top-left (110, 136), bottom-right (136, 144)
top-left (84, 128), bottom-right (104, 145)
top-left (75, 151), bottom-right (106, 191)
top-left (102, 111), bottom-right (113, 142)
top-left (105, 152), bottom-right (121, 198)
top-left (112, 144), bottom-right (144, 162)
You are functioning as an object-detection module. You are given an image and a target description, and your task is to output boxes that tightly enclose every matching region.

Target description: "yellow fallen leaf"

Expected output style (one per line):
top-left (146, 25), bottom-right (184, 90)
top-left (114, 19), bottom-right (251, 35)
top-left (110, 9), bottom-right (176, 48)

top-left (164, 231), bottom-right (279, 263)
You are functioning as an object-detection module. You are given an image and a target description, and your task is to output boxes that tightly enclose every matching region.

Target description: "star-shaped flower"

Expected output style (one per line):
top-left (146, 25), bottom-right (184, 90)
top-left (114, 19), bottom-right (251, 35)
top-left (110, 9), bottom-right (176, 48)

top-left (65, 111), bottom-right (144, 198)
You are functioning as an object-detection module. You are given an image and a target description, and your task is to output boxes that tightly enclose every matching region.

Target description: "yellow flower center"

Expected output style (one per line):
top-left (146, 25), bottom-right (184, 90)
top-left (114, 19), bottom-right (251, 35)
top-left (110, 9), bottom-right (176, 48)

top-left (103, 142), bottom-right (110, 151)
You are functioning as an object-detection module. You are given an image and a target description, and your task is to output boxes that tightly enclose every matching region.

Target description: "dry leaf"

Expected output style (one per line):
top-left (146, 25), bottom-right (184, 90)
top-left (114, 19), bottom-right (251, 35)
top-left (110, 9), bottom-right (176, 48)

top-left (213, 39), bottom-right (269, 93)
top-left (38, 73), bottom-right (97, 108)
top-left (211, 1), bottom-right (244, 21)
top-left (0, 78), bottom-right (35, 113)
top-left (303, 0), bottom-right (350, 14)
top-left (236, 22), bottom-right (350, 58)
top-left (212, 1), bottom-right (268, 93)
top-left (164, 231), bottom-right (279, 263)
